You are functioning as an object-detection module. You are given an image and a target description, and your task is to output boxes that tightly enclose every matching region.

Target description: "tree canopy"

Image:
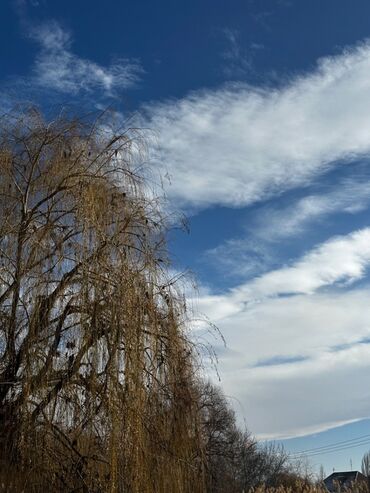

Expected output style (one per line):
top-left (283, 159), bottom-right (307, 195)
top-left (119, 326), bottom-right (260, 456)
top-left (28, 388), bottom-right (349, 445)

top-left (0, 108), bottom-right (205, 492)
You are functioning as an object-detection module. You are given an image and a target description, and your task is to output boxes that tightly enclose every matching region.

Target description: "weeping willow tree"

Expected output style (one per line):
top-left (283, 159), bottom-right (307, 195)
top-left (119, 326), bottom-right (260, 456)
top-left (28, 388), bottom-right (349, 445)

top-left (0, 108), bottom-right (205, 492)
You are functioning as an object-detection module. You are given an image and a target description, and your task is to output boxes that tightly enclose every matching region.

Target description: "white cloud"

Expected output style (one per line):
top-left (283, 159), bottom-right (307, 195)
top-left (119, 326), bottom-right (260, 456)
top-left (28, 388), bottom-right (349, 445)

top-left (204, 291), bottom-right (370, 368)
top-left (28, 21), bottom-right (141, 96)
top-left (225, 341), bottom-right (370, 439)
top-left (192, 229), bottom-right (370, 438)
top-left (196, 228), bottom-right (370, 317)
top-left (200, 289), bottom-right (370, 439)
top-left (254, 177), bottom-right (370, 240)
top-left (145, 41), bottom-right (370, 210)
top-left (221, 28), bottom-right (260, 78)
top-left (201, 177), bottom-right (370, 280)
top-left (205, 237), bottom-right (273, 279)
top-left (244, 229), bottom-right (370, 299)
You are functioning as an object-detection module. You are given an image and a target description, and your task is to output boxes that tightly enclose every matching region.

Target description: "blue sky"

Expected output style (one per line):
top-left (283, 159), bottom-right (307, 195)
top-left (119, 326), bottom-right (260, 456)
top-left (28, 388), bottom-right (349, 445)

top-left (4, 0), bottom-right (370, 475)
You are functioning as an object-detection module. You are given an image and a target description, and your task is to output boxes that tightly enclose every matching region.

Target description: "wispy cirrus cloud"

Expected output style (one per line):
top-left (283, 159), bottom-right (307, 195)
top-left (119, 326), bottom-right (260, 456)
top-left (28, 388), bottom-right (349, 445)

top-left (144, 41), bottom-right (370, 211)
top-left (253, 176), bottom-right (370, 241)
top-left (220, 28), bottom-right (263, 78)
top-left (204, 237), bottom-right (274, 279)
top-left (196, 284), bottom-right (370, 438)
top-left (226, 338), bottom-right (370, 439)
top-left (25, 20), bottom-right (142, 97)
top-left (200, 174), bottom-right (370, 281)
top-left (201, 172), bottom-right (370, 282)
top-left (192, 229), bottom-right (370, 438)
top-left (197, 227), bottom-right (370, 318)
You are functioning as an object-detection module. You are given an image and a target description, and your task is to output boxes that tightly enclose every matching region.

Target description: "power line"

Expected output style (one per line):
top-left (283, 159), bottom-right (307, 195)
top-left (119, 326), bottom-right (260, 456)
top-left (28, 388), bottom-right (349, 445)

top-left (290, 439), bottom-right (370, 458)
top-left (291, 438), bottom-right (370, 459)
top-left (290, 433), bottom-right (370, 455)
top-left (289, 433), bottom-right (370, 458)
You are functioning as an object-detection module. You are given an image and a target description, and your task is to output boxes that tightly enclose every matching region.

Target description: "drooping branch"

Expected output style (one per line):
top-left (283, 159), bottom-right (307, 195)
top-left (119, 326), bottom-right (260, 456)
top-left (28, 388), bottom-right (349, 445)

top-left (0, 107), bottom-right (206, 493)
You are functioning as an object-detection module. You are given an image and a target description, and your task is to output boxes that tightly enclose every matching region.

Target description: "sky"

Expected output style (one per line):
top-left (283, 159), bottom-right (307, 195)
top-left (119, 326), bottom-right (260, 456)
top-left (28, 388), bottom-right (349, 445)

top-left (4, 0), bottom-right (370, 475)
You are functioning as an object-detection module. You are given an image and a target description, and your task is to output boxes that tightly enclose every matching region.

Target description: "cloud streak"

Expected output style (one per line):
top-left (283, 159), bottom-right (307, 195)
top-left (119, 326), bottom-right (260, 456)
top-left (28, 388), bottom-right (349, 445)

top-left (192, 229), bottom-right (370, 438)
top-left (27, 21), bottom-right (142, 96)
top-left (145, 42), bottom-right (370, 210)
top-left (196, 227), bottom-right (370, 319)
top-left (253, 177), bottom-right (370, 240)
top-left (227, 341), bottom-right (370, 439)
top-left (199, 289), bottom-right (370, 439)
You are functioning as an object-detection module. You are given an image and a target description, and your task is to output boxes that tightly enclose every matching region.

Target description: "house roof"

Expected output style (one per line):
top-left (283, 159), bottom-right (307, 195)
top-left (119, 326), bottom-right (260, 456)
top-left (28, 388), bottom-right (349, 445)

top-left (324, 471), bottom-right (367, 491)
